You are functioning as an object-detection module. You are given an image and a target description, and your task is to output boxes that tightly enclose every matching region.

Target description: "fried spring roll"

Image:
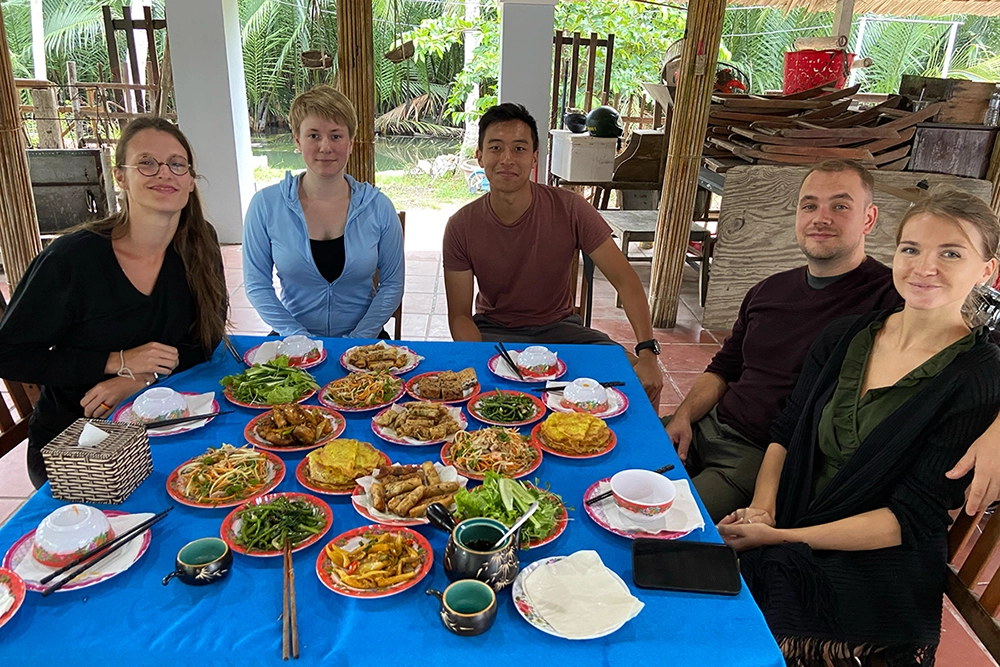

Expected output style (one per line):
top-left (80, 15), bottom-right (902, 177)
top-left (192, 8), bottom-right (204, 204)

top-left (370, 481), bottom-right (387, 512)
top-left (384, 477), bottom-right (422, 498)
top-left (394, 485), bottom-right (425, 516)
top-left (407, 492), bottom-right (456, 518)
top-left (422, 461), bottom-right (441, 486)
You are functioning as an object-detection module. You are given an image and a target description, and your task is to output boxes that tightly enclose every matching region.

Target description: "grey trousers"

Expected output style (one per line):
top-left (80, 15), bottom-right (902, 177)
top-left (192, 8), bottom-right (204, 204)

top-left (473, 314), bottom-right (616, 346)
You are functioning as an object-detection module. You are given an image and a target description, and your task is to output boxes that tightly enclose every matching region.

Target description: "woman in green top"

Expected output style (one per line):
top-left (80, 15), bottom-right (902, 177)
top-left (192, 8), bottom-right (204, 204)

top-left (718, 190), bottom-right (1000, 666)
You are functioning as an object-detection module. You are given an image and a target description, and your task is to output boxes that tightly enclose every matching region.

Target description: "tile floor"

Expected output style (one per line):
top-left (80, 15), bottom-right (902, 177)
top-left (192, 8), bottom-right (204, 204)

top-left (0, 208), bottom-right (995, 664)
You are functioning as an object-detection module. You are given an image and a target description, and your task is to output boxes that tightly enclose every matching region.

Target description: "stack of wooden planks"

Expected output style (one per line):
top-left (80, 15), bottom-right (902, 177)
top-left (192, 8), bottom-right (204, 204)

top-left (703, 81), bottom-right (942, 173)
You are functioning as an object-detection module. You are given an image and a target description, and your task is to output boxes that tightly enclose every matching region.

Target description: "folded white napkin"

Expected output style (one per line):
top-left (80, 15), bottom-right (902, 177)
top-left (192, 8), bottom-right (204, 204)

top-left (14, 513), bottom-right (153, 588)
top-left (184, 392), bottom-right (216, 417)
top-left (596, 479), bottom-right (705, 535)
top-left (0, 584), bottom-right (14, 615)
top-left (355, 463), bottom-right (467, 521)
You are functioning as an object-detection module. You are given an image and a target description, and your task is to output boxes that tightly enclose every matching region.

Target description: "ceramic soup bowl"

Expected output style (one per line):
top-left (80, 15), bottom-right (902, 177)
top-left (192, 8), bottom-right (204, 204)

top-left (131, 387), bottom-right (189, 424)
top-left (561, 378), bottom-right (609, 413)
top-left (610, 469), bottom-right (676, 521)
top-left (33, 504), bottom-right (115, 568)
top-left (517, 346), bottom-right (557, 376)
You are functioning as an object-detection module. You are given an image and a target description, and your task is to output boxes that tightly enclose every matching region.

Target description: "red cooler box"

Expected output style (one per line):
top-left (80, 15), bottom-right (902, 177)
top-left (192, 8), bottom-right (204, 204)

top-left (783, 49), bottom-right (855, 95)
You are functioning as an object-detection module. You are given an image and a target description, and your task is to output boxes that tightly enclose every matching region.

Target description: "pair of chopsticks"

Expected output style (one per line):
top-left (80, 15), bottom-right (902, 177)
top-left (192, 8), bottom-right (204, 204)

top-left (282, 540), bottom-right (299, 660)
top-left (494, 342), bottom-right (525, 381)
top-left (530, 381), bottom-right (626, 393)
top-left (584, 464), bottom-right (675, 506)
top-left (141, 411), bottom-right (233, 430)
top-left (223, 335), bottom-right (250, 367)
top-left (41, 507), bottom-right (173, 596)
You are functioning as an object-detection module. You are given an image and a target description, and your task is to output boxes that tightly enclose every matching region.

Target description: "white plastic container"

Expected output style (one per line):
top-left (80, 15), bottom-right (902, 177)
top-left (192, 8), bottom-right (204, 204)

top-left (549, 130), bottom-right (616, 182)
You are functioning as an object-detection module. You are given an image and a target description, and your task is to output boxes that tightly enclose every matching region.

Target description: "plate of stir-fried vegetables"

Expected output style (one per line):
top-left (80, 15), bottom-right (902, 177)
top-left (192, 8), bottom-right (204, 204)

top-left (221, 492), bottom-right (332, 556)
top-left (319, 371), bottom-right (405, 412)
top-left (167, 444), bottom-right (285, 508)
top-left (440, 427), bottom-right (543, 481)
top-left (316, 525), bottom-right (432, 598)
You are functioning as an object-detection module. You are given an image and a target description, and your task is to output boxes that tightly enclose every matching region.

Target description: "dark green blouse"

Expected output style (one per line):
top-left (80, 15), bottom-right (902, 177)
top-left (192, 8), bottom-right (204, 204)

top-left (813, 319), bottom-right (978, 498)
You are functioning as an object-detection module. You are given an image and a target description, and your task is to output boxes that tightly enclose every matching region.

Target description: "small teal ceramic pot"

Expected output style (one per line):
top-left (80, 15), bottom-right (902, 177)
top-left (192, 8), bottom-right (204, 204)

top-left (162, 537), bottom-right (232, 586)
top-left (426, 579), bottom-right (498, 636)
top-left (444, 517), bottom-right (519, 591)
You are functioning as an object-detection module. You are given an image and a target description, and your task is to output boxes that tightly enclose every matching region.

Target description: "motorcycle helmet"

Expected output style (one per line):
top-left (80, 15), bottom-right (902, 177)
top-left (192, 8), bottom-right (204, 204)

top-left (585, 106), bottom-right (623, 138)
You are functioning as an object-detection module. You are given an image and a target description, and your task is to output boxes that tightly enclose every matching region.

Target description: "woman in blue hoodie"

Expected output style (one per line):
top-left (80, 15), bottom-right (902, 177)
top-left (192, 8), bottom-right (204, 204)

top-left (243, 85), bottom-right (403, 338)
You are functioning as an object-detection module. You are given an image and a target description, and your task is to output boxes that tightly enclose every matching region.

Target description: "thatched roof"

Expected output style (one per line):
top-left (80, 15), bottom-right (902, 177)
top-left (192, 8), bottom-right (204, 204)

top-left (729, 0), bottom-right (1000, 16)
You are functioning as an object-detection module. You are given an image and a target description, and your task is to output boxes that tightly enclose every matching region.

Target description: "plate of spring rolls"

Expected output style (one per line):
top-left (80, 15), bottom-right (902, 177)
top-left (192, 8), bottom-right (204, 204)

top-left (351, 461), bottom-right (469, 526)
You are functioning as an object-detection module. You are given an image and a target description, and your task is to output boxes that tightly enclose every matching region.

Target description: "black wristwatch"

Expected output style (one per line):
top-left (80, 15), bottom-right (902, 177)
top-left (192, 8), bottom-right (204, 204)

top-left (635, 339), bottom-right (661, 356)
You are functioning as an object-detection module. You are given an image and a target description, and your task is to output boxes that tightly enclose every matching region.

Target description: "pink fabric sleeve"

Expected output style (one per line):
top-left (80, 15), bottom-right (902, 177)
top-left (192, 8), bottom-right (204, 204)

top-left (571, 194), bottom-right (613, 255)
top-left (442, 214), bottom-right (472, 272)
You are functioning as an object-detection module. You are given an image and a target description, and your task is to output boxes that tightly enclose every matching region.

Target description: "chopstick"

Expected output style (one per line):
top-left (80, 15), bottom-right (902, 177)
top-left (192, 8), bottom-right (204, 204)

top-left (494, 342), bottom-right (525, 381)
top-left (223, 335), bottom-right (249, 367)
top-left (41, 507), bottom-right (173, 595)
top-left (585, 464), bottom-right (675, 506)
top-left (530, 381), bottom-right (626, 393)
top-left (140, 411), bottom-right (233, 429)
top-left (282, 540), bottom-right (299, 660)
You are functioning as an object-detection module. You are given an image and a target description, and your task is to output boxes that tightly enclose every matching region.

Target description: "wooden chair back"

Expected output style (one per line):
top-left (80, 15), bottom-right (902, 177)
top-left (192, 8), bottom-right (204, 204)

top-left (946, 508), bottom-right (1000, 661)
top-left (0, 294), bottom-right (40, 459)
top-left (372, 211), bottom-right (405, 340)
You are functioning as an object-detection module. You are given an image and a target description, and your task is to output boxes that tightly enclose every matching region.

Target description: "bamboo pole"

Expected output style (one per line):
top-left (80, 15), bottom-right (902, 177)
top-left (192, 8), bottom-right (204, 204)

top-left (337, 0), bottom-right (376, 185)
top-left (0, 2), bottom-right (43, 290)
top-left (988, 131), bottom-right (1000, 218)
top-left (648, 0), bottom-right (727, 328)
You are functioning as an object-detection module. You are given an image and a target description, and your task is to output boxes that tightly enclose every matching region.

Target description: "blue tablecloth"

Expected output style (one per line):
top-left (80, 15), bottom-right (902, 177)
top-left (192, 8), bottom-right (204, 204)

top-left (0, 338), bottom-right (782, 666)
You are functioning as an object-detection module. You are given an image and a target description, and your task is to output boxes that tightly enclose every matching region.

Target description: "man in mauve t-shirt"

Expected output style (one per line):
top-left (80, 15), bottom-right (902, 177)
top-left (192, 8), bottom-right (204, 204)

top-left (665, 159), bottom-right (1000, 522)
top-left (442, 103), bottom-right (663, 403)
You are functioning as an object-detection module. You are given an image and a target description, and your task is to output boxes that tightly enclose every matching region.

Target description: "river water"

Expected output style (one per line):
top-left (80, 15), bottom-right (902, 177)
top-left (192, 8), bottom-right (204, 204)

top-left (251, 134), bottom-right (461, 172)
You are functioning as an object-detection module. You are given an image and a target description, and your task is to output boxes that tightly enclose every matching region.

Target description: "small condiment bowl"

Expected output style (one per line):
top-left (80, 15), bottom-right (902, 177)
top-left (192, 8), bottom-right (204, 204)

top-left (132, 387), bottom-right (189, 424)
top-left (610, 469), bottom-right (676, 522)
top-left (32, 504), bottom-right (115, 568)
top-left (517, 346), bottom-right (557, 375)
top-left (426, 579), bottom-right (498, 636)
top-left (162, 537), bottom-right (232, 586)
top-left (561, 378), bottom-right (609, 413)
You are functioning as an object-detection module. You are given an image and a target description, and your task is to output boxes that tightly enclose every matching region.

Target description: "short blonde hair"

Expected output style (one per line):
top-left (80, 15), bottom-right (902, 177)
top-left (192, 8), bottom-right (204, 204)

top-left (288, 85), bottom-right (357, 139)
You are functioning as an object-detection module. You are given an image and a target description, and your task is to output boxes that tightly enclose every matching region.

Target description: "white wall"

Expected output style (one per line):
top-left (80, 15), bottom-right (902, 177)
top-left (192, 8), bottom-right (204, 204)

top-left (165, 0), bottom-right (254, 243)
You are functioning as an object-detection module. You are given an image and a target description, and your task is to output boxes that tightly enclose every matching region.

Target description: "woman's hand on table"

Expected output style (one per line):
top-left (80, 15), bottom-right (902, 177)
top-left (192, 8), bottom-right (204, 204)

top-left (105, 342), bottom-right (179, 376)
top-left (81, 375), bottom-right (153, 418)
top-left (718, 507), bottom-right (775, 527)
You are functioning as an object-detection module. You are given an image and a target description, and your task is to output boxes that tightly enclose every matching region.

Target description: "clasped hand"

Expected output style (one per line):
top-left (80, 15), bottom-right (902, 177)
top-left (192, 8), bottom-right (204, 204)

top-left (106, 342), bottom-right (179, 377)
top-left (717, 508), bottom-right (780, 552)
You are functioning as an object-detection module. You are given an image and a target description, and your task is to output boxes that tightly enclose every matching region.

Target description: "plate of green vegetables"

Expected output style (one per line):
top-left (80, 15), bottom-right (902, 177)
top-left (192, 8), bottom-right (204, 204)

top-left (220, 356), bottom-right (319, 408)
top-left (221, 492), bottom-right (332, 556)
top-left (467, 389), bottom-right (546, 427)
top-left (454, 472), bottom-right (568, 549)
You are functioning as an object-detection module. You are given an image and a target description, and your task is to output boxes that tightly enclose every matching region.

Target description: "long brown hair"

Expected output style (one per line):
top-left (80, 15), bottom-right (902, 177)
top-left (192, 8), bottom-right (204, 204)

top-left (83, 117), bottom-right (228, 353)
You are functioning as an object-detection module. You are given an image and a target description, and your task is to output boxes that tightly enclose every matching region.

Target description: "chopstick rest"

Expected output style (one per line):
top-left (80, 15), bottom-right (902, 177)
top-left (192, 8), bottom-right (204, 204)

top-left (585, 465), bottom-right (675, 506)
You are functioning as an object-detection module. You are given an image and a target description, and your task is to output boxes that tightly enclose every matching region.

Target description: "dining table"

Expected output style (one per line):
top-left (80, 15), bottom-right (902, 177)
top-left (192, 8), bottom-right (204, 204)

top-left (0, 337), bottom-right (783, 666)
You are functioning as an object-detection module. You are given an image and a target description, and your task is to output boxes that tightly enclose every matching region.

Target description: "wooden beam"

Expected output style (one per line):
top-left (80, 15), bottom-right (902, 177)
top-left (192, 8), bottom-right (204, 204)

top-left (337, 0), bottom-right (376, 184)
top-left (832, 0), bottom-right (856, 42)
top-left (101, 5), bottom-right (126, 111)
top-left (988, 122), bottom-right (1000, 217)
top-left (649, 0), bottom-right (728, 327)
top-left (30, 88), bottom-right (62, 148)
top-left (0, 1), bottom-right (43, 289)
top-left (121, 6), bottom-right (145, 112)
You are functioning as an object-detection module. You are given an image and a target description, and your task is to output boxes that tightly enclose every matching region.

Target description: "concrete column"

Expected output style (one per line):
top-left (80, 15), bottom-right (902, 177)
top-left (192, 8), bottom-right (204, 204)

top-left (497, 0), bottom-right (557, 181)
top-left (165, 0), bottom-right (253, 243)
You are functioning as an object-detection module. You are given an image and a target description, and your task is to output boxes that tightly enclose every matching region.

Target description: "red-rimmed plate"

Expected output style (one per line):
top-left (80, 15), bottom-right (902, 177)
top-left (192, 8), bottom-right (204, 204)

top-left (221, 492), bottom-right (332, 557)
top-left (340, 343), bottom-right (420, 375)
top-left (243, 343), bottom-right (327, 369)
top-left (2, 511), bottom-right (153, 593)
top-left (244, 406), bottom-right (346, 453)
top-left (404, 371), bottom-right (480, 404)
top-left (543, 386), bottom-right (629, 419)
top-left (223, 385), bottom-right (317, 410)
top-left (316, 525), bottom-right (433, 598)
top-left (582, 479), bottom-right (694, 540)
top-left (112, 392), bottom-right (220, 436)
top-left (455, 484), bottom-right (568, 549)
top-left (440, 429), bottom-right (543, 481)
top-left (318, 374), bottom-right (405, 413)
top-left (467, 390), bottom-right (547, 427)
top-left (530, 422), bottom-right (617, 459)
top-left (295, 450), bottom-right (392, 496)
top-left (0, 568), bottom-right (25, 629)
top-left (370, 405), bottom-right (468, 446)
top-left (166, 447), bottom-right (286, 509)
top-left (487, 352), bottom-right (567, 383)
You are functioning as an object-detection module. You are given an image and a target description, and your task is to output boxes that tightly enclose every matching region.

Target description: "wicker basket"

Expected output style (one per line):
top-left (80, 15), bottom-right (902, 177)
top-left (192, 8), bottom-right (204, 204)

top-left (41, 419), bottom-right (152, 504)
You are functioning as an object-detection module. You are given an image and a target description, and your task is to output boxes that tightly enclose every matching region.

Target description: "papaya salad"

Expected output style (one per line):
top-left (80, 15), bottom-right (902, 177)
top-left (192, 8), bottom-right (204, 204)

top-left (322, 371), bottom-right (403, 409)
top-left (173, 444), bottom-right (275, 505)
top-left (444, 427), bottom-right (540, 479)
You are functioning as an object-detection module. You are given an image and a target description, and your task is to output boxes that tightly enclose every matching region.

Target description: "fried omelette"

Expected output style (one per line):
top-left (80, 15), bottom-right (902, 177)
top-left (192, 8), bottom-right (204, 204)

top-left (306, 438), bottom-right (385, 487)
top-left (539, 412), bottom-right (611, 454)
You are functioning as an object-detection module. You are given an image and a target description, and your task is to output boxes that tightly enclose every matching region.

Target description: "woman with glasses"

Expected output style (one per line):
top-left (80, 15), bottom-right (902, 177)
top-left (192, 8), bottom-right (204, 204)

top-left (0, 117), bottom-right (227, 487)
top-left (718, 190), bottom-right (1000, 665)
top-left (242, 85), bottom-right (403, 339)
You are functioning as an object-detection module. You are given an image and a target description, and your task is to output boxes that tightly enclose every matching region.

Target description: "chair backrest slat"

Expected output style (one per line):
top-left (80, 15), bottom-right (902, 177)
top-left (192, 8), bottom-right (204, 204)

top-left (948, 510), bottom-right (1000, 662)
top-left (959, 512), bottom-right (1000, 587)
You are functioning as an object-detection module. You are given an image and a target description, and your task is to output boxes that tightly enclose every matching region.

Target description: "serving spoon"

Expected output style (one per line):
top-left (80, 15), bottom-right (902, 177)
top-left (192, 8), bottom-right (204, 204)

top-left (492, 500), bottom-right (539, 549)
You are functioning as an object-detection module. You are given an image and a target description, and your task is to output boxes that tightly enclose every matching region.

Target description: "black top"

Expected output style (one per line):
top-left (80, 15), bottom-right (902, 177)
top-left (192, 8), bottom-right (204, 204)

top-left (0, 230), bottom-right (209, 454)
top-left (310, 236), bottom-right (346, 283)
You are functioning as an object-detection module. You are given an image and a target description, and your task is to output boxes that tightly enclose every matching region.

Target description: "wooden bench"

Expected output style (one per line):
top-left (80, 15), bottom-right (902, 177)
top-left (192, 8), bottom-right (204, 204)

top-left (599, 210), bottom-right (714, 307)
top-left (947, 508), bottom-right (1000, 662)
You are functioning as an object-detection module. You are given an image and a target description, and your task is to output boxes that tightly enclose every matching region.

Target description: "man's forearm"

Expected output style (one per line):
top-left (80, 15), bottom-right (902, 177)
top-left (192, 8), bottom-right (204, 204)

top-left (617, 276), bottom-right (655, 344)
top-left (448, 315), bottom-right (483, 342)
top-left (673, 372), bottom-right (728, 423)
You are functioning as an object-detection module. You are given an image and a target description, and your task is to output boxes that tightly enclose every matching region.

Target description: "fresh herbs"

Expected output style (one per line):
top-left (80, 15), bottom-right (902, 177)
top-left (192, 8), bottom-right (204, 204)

top-left (220, 356), bottom-right (318, 406)
top-left (474, 392), bottom-right (537, 423)
top-left (454, 472), bottom-right (564, 547)
top-left (233, 496), bottom-right (327, 552)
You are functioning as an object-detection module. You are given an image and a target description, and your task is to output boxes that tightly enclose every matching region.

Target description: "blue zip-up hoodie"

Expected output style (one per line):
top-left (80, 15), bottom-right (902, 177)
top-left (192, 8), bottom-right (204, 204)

top-left (242, 172), bottom-right (404, 338)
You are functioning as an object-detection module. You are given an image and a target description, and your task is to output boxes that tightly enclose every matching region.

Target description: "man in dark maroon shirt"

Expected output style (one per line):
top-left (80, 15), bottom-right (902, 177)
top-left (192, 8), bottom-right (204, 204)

top-left (666, 160), bottom-right (1000, 522)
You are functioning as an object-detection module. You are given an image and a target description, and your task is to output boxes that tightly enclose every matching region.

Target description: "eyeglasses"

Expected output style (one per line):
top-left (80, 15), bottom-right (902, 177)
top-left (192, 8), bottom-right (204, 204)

top-left (120, 158), bottom-right (191, 177)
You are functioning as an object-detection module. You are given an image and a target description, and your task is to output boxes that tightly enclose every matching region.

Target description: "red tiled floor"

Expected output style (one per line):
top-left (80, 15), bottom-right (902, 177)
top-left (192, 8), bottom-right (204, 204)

top-left (0, 498), bottom-right (28, 528)
top-left (668, 371), bottom-right (703, 397)
top-left (659, 344), bottom-right (722, 373)
top-left (939, 598), bottom-right (999, 666)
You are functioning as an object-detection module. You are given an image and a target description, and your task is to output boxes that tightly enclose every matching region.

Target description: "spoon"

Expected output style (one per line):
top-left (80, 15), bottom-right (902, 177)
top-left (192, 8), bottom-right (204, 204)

top-left (492, 501), bottom-right (539, 549)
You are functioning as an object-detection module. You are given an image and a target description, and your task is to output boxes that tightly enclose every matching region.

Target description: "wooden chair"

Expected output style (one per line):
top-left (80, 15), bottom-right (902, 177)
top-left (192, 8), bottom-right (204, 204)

top-left (373, 211), bottom-right (405, 340)
top-left (946, 508), bottom-right (1000, 661)
top-left (0, 294), bottom-right (40, 460)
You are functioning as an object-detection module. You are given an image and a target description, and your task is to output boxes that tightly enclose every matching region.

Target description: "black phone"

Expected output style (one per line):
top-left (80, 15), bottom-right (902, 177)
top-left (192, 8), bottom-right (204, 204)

top-left (631, 539), bottom-right (742, 595)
